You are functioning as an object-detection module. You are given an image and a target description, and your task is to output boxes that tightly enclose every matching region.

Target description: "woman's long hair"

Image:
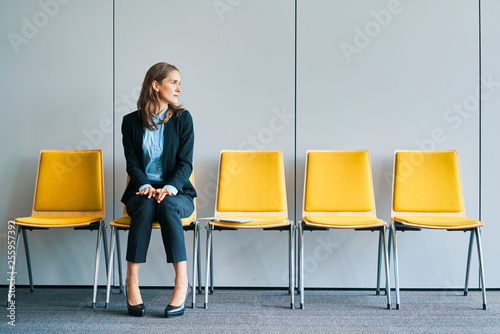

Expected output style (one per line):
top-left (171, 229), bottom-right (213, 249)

top-left (137, 62), bottom-right (183, 130)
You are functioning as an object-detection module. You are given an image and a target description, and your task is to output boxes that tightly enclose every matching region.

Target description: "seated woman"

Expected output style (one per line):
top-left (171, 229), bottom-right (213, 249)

top-left (121, 62), bottom-right (196, 318)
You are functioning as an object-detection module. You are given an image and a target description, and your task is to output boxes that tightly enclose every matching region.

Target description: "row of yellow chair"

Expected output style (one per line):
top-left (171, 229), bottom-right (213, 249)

top-left (7, 149), bottom-right (487, 312)
top-left (203, 149), bottom-right (486, 310)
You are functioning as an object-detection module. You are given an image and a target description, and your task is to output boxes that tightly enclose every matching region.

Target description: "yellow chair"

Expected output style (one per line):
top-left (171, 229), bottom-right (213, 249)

top-left (389, 150), bottom-right (487, 310)
top-left (297, 150), bottom-right (391, 309)
top-left (105, 175), bottom-right (200, 308)
top-left (204, 150), bottom-right (295, 309)
top-left (7, 150), bottom-right (107, 308)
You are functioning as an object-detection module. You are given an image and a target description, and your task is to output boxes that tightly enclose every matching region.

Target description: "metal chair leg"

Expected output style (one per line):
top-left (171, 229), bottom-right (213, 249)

top-left (7, 223), bottom-right (21, 308)
top-left (390, 223), bottom-right (400, 310)
top-left (105, 226), bottom-right (116, 308)
top-left (376, 229), bottom-right (383, 296)
top-left (294, 224), bottom-right (300, 296)
top-left (289, 222), bottom-right (295, 309)
top-left (464, 229), bottom-right (474, 296)
top-left (92, 221), bottom-right (103, 309)
top-left (197, 224), bottom-right (202, 294)
top-left (115, 229), bottom-right (124, 293)
top-left (210, 229), bottom-right (214, 294)
top-left (299, 222), bottom-right (304, 309)
top-left (192, 222), bottom-right (198, 308)
top-left (102, 225), bottom-right (109, 278)
top-left (475, 227), bottom-right (487, 310)
top-left (382, 226), bottom-right (391, 310)
top-left (288, 224), bottom-right (293, 296)
top-left (21, 228), bottom-right (34, 293)
top-left (204, 224), bottom-right (212, 309)
top-left (387, 226), bottom-right (392, 267)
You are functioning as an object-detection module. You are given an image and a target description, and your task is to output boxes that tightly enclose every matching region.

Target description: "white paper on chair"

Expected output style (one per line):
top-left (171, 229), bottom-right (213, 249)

top-left (199, 217), bottom-right (260, 223)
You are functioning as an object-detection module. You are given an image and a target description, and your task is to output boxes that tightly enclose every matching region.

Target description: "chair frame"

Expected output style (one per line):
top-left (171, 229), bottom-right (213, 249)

top-left (105, 175), bottom-right (201, 309)
top-left (388, 149), bottom-right (487, 310)
top-left (7, 149), bottom-right (108, 308)
top-left (204, 150), bottom-right (295, 309)
top-left (297, 150), bottom-right (391, 310)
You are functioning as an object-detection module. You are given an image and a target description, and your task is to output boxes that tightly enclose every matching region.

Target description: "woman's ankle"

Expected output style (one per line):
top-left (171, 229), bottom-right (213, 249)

top-left (175, 277), bottom-right (189, 288)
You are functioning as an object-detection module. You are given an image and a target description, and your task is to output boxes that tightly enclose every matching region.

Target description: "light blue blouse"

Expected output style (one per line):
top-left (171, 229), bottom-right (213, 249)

top-left (138, 106), bottom-right (178, 195)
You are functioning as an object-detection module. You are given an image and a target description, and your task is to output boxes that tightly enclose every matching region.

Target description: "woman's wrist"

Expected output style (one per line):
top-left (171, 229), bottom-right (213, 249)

top-left (138, 184), bottom-right (152, 192)
top-left (163, 185), bottom-right (178, 195)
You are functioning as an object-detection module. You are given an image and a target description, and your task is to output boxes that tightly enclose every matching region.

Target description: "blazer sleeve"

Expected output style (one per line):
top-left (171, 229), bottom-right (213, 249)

top-left (165, 110), bottom-right (194, 191)
top-left (122, 113), bottom-right (149, 190)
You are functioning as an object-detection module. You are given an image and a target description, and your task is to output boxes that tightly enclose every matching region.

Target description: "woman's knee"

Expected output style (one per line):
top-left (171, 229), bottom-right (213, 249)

top-left (157, 195), bottom-right (194, 218)
top-left (157, 195), bottom-right (178, 212)
top-left (127, 195), bottom-right (156, 220)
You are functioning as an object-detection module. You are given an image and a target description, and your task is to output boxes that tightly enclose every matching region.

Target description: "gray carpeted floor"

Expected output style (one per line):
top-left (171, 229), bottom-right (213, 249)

top-left (2, 286), bottom-right (499, 333)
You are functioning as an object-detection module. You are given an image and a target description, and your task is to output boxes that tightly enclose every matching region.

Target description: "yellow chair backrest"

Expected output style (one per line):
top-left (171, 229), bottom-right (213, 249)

top-left (392, 150), bottom-right (464, 214)
top-left (303, 150), bottom-right (375, 215)
top-left (215, 150), bottom-right (286, 214)
top-left (33, 150), bottom-right (104, 215)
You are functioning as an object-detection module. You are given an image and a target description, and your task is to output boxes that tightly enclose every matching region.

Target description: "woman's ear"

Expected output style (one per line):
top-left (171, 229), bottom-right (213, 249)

top-left (152, 80), bottom-right (159, 92)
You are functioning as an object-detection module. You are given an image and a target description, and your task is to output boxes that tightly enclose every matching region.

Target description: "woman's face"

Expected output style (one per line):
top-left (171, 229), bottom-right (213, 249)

top-left (154, 70), bottom-right (181, 106)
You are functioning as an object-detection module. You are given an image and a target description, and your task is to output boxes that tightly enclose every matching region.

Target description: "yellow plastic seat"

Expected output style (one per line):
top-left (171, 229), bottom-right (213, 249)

top-left (298, 150), bottom-right (391, 309)
top-left (7, 150), bottom-right (107, 308)
top-left (105, 174), bottom-right (200, 308)
top-left (204, 150), bottom-right (294, 309)
top-left (389, 150), bottom-right (486, 310)
top-left (211, 215), bottom-right (288, 229)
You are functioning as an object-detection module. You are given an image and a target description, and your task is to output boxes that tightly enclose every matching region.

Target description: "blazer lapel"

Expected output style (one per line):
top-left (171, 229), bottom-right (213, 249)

top-left (134, 113), bottom-right (146, 170)
top-left (162, 119), bottom-right (173, 172)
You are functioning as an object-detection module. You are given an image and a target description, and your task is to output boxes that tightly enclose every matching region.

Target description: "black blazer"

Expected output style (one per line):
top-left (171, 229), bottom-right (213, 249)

top-left (121, 109), bottom-right (197, 204)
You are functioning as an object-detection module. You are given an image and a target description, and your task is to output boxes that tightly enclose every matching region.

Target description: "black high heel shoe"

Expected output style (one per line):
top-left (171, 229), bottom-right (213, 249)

top-left (126, 284), bottom-right (145, 317)
top-left (164, 284), bottom-right (192, 318)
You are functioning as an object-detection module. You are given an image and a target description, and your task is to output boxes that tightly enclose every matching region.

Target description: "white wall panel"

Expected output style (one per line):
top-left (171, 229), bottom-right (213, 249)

top-left (296, 0), bottom-right (479, 288)
top-left (480, 0), bottom-right (500, 288)
top-left (0, 0), bottom-right (113, 285)
top-left (1, 0), bottom-right (496, 291)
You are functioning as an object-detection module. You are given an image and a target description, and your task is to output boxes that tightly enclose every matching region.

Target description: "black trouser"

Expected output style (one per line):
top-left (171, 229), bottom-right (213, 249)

top-left (125, 192), bottom-right (194, 263)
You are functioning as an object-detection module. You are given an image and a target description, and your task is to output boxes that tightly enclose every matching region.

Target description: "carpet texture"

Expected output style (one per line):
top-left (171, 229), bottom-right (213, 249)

top-left (2, 287), bottom-right (499, 333)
